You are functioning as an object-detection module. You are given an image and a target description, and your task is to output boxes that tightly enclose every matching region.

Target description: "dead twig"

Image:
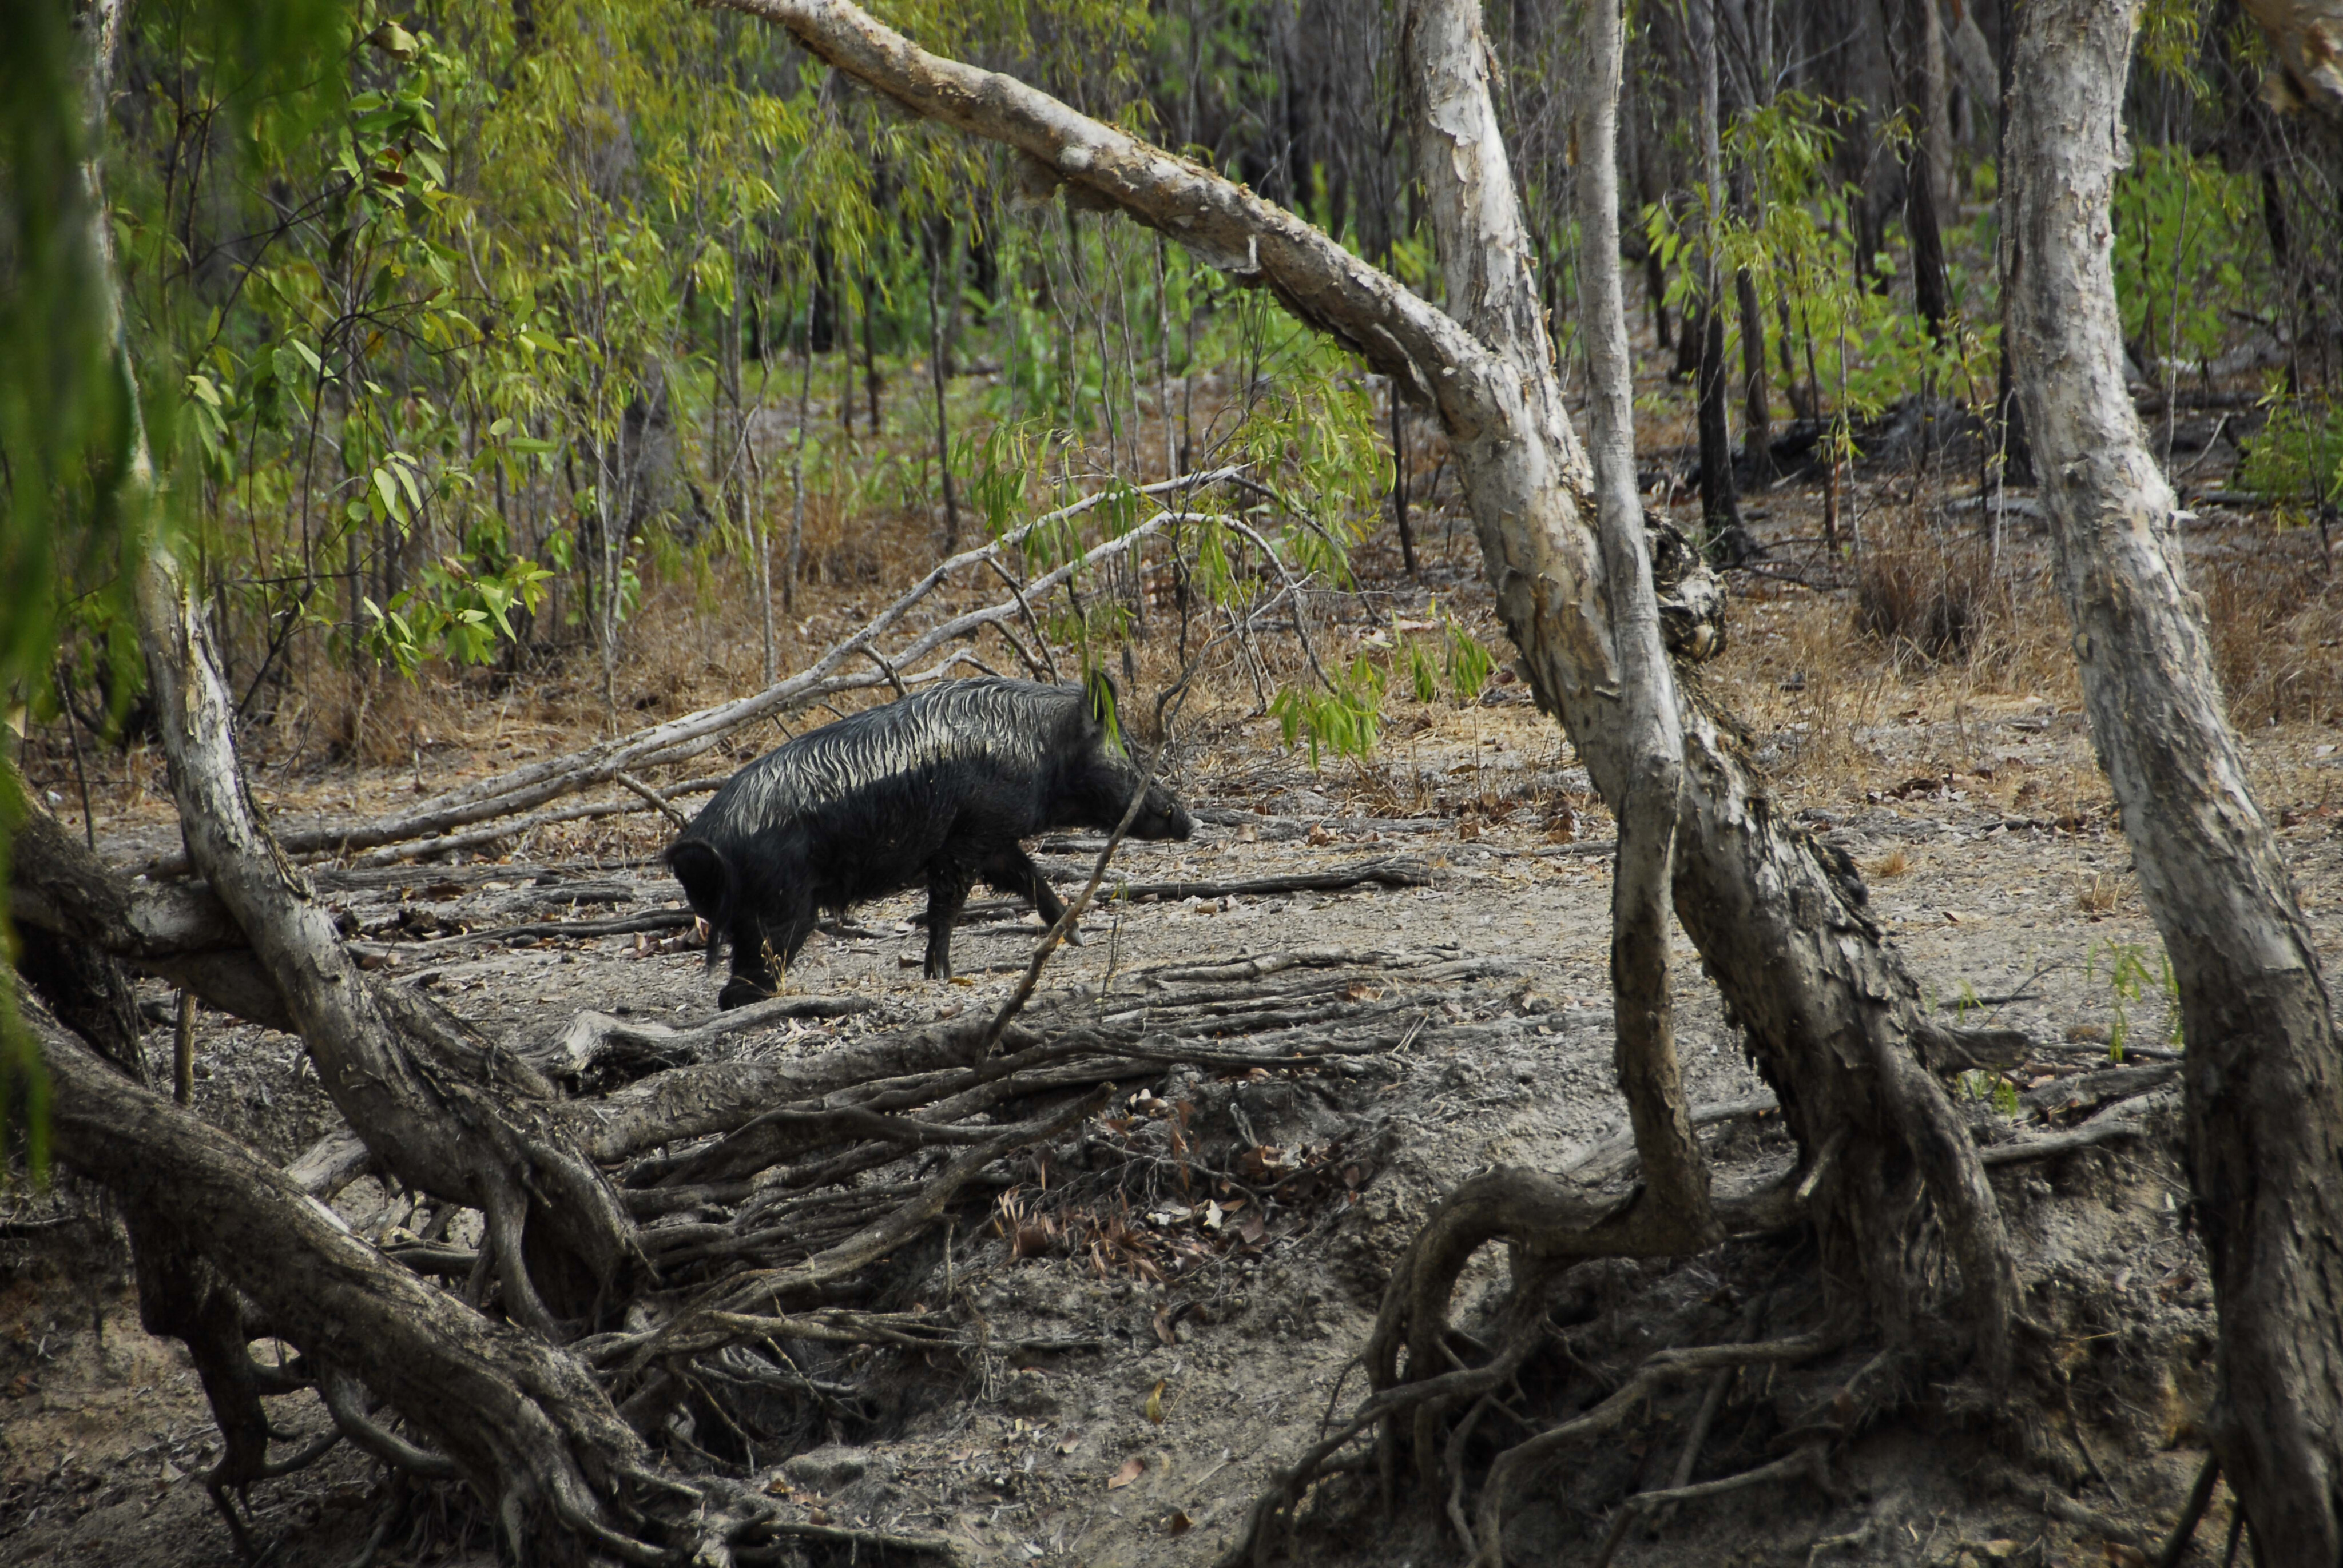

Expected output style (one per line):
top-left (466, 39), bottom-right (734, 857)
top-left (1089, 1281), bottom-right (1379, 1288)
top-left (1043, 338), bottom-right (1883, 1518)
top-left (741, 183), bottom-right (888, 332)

top-left (1979, 1088), bottom-right (2177, 1165)
top-left (1470, 1336), bottom-right (1837, 1565)
top-left (613, 771), bottom-right (689, 829)
top-left (2158, 1453), bottom-right (2222, 1568)
top-left (618, 1089), bottom-right (1110, 1363)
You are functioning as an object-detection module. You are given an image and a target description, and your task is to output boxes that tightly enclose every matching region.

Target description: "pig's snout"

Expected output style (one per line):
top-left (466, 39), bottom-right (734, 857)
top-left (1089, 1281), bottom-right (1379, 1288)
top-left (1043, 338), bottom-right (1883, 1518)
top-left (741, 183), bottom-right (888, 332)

top-left (1136, 784), bottom-right (1194, 841)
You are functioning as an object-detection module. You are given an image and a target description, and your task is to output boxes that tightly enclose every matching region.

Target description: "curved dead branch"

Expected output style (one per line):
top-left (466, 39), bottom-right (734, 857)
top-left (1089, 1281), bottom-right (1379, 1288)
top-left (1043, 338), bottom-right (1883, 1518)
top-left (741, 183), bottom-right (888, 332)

top-left (136, 540), bottom-right (641, 1336)
top-left (7, 782), bottom-right (292, 1030)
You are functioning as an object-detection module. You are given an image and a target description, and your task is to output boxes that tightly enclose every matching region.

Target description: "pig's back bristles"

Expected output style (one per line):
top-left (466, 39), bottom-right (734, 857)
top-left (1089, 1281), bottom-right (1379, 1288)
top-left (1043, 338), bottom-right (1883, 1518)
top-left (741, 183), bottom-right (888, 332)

top-left (701, 678), bottom-right (1079, 830)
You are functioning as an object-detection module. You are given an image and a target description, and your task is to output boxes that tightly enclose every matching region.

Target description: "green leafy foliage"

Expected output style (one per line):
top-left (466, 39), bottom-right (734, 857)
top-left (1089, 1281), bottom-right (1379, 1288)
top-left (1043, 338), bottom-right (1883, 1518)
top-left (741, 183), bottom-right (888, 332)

top-left (2112, 145), bottom-right (2266, 376)
top-left (2087, 939), bottom-right (2182, 1063)
top-left (2240, 392), bottom-right (2343, 518)
top-left (1649, 90), bottom-right (1997, 508)
top-left (0, 0), bottom-right (346, 1177)
top-left (1272, 655), bottom-right (1387, 771)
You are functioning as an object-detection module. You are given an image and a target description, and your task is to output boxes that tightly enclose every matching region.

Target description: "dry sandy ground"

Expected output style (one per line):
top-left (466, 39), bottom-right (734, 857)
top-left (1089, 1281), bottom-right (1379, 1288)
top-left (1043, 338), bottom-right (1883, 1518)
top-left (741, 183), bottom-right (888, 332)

top-left (6, 622), bottom-right (2342, 1568)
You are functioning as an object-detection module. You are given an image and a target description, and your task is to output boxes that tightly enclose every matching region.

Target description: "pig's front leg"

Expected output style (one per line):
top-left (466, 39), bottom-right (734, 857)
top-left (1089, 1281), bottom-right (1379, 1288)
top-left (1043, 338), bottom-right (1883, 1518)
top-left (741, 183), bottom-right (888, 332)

top-left (720, 914), bottom-right (780, 1009)
top-left (720, 893), bottom-right (818, 1009)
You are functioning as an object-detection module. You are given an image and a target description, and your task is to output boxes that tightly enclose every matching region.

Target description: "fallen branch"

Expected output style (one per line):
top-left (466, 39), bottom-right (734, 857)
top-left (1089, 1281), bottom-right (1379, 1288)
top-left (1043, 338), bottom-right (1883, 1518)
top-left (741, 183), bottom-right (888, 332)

top-left (733, 1520), bottom-right (967, 1565)
top-left (359, 856), bottom-right (1441, 961)
top-left (1094, 856), bottom-right (1435, 904)
top-left (545, 993), bottom-right (877, 1077)
top-left (617, 1090), bottom-right (1110, 1362)
top-left (1588, 1443), bottom-right (1836, 1568)
top-left (1564, 1095), bottom-right (1783, 1188)
top-left (136, 471), bottom-right (1245, 876)
top-left (354, 908), bottom-right (698, 960)
top-left (1979, 1089), bottom-right (2178, 1165)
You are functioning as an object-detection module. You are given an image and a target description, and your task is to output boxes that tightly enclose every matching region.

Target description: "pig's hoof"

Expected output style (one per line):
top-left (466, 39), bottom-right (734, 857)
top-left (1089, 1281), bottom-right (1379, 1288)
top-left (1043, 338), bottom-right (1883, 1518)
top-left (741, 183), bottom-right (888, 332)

top-left (718, 977), bottom-right (775, 1010)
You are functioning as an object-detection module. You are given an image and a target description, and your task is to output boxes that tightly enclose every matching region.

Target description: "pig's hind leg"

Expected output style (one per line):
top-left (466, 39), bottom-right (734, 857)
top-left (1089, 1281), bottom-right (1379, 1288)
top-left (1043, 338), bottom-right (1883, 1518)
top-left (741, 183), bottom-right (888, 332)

top-left (982, 846), bottom-right (1077, 942)
top-left (922, 861), bottom-right (979, 979)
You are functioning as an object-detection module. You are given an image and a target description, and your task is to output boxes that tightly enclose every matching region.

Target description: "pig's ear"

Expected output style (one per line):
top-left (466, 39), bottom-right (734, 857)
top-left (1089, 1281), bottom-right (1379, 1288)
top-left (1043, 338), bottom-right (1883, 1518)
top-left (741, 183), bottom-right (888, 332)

top-left (1084, 667), bottom-right (1124, 750)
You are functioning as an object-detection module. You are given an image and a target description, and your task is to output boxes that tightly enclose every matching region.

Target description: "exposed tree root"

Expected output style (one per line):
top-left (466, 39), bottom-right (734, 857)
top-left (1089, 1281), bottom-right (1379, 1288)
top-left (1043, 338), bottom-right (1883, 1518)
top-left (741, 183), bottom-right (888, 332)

top-left (1468, 1336), bottom-right (1839, 1566)
top-left (33, 1004), bottom-right (676, 1564)
top-left (1213, 1236), bottom-right (1840, 1568)
top-left (2159, 1454), bottom-right (2223, 1568)
top-left (1586, 1443), bottom-right (1837, 1568)
top-left (27, 877), bottom-right (1502, 1562)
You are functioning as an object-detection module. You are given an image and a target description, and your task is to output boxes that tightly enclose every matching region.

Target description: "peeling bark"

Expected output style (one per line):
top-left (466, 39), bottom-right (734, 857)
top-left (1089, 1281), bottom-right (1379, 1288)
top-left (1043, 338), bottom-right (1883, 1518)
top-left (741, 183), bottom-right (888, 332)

top-left (2241, 0), bottom-right (2343, 117)
top-left (1565, 0), bottom-right (1712, 1250)
top-left (7, 779), bottom-right (292, 1031)
top-left (136, 546), bottom-right (641, 1334)
top-left (2005, 1), bottom-right (2343, 1554)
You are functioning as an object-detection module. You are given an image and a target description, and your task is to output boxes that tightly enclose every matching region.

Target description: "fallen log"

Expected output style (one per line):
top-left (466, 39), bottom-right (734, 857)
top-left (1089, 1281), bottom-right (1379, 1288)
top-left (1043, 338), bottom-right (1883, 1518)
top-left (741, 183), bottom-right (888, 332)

top-left (345, 855), bottom-right (1440, 961)
top-left (7, 789), bottom-right (294, 1030)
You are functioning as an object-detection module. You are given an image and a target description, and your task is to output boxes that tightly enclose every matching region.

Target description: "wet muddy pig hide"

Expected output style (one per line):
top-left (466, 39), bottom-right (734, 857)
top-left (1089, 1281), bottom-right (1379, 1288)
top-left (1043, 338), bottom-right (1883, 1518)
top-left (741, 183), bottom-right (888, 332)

top-left (666, 676), bottom-right (1192, 1007)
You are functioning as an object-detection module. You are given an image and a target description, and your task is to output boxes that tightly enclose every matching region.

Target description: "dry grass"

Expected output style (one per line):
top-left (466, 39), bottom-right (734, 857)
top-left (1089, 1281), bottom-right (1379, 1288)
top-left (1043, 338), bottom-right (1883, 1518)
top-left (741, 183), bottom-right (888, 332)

top-left (1703, 499), bottom-right (2340, 818)
top-left (1867, 846), bottom-right (1913, 878)
top-left (2076, 873), bottom-right (2123, 914)
top-left (2199, 546), bottom-right (2343, 729)
top-left (28, 402), bottom-right (2342, 867)
top-left (1854, 527), bottom-right (1995, 661)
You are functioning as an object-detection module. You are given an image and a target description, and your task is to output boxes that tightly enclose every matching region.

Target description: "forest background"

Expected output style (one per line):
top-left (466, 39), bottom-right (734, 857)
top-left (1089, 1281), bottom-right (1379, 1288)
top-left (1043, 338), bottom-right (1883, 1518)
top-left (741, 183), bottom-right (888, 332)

top-left (6, 0), bottom-right (2336, 786)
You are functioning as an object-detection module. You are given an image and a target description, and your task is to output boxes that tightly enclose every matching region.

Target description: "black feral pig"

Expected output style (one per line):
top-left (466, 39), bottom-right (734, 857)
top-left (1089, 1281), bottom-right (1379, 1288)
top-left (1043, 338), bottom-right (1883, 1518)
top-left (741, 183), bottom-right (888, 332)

top-left (666, 676), bottom-right (1193, 1008)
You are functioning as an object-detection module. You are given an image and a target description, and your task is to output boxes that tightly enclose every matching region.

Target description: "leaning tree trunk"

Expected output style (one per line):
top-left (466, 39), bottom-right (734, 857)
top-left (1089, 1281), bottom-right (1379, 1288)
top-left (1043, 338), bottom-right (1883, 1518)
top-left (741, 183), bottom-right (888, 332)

top-left (708, 0), bottom-right (2017, 1386)
top-left (1568, 0), bottom-right (1710, 1251)
top-left (1393, 0), bottom-right (2014, 1382)
top-left (22, 1000), bottom-right (672, 1566)
top-left (70, 0), bottom-right (639, 1340)
top-left (132, 268), bottom-right (637, 1357)
top-left (2004, 2), bottom-right (2343, 1557)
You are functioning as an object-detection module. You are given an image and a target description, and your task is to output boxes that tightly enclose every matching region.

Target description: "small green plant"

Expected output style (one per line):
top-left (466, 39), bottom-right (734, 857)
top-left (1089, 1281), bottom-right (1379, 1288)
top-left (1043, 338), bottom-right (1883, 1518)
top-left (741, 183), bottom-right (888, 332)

top-left (1272, 654), bottom-right (1387, 771)
top-left (1387, 603), bottom-right (1494, 708)
top-left (2239, 390), bottom-right (2343, 520)
top-left (2087, 940), bottom-right (2181, 1064)
top-left (1444, 618), bottom-right (1495, 706)
top-left (1957, 1068), bottom-right (2022, 1117)
top-left (360, 550), bottom-right (554, 675)
top-left (1950, 978), bottom-right (1983, 1019)
top-left (1404, 635), bottom-right (1439, 705)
